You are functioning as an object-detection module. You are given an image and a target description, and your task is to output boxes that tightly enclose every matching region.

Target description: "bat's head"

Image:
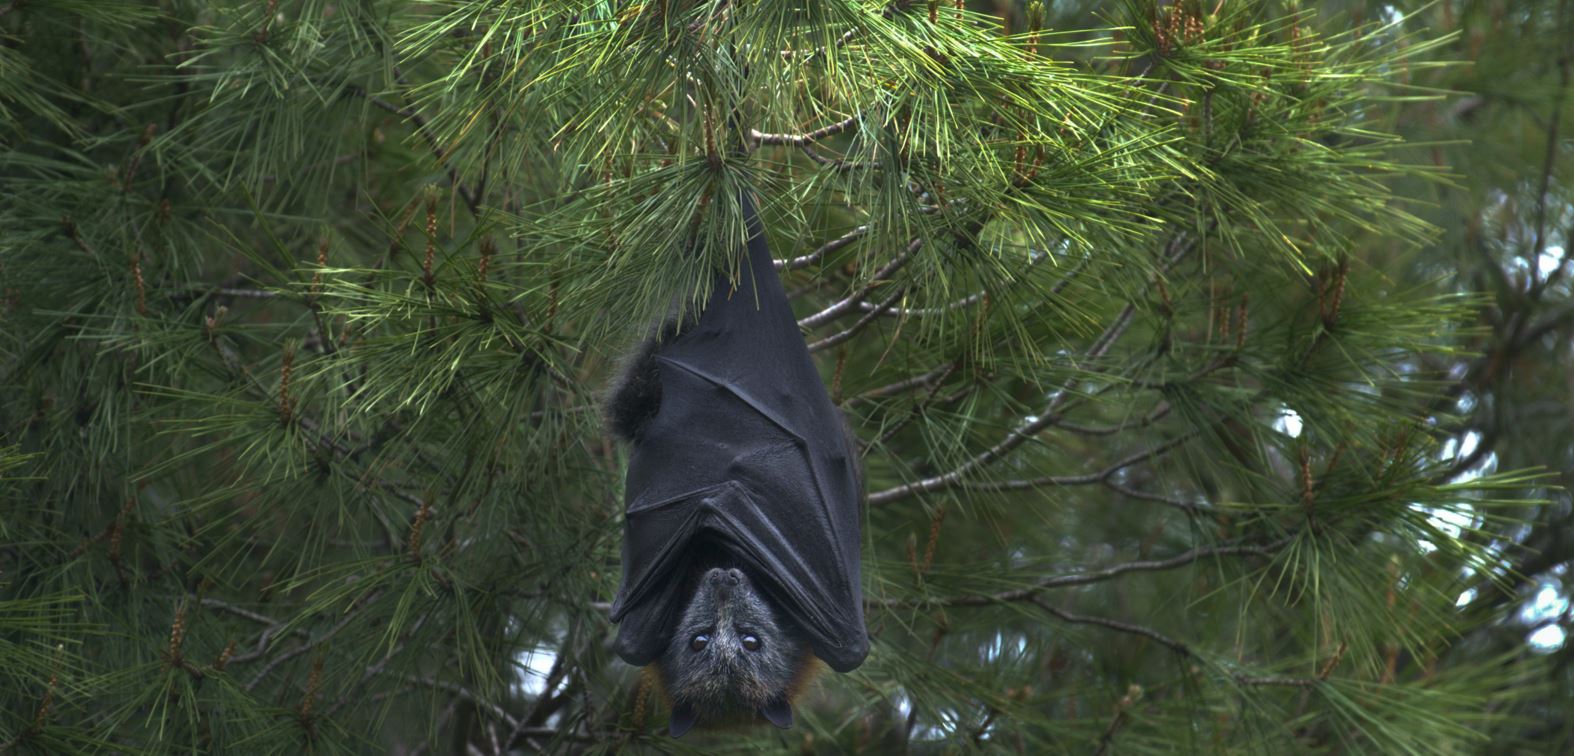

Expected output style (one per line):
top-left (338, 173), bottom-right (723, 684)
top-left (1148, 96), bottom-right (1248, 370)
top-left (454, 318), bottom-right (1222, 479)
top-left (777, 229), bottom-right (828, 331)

top-left (657, 567), bottom-right (810, 737)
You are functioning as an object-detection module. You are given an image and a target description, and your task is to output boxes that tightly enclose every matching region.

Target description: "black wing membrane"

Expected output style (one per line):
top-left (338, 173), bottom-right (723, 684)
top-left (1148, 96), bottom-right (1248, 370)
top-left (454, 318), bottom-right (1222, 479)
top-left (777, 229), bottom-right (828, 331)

top-left (609, 192), bottom-right (869, 673)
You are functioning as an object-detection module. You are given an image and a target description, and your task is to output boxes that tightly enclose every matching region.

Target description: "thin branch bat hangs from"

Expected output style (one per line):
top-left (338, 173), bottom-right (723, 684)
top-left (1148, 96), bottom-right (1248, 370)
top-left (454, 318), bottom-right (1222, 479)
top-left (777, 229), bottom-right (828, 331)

top-left (603, 191), bottom-right (868, 737)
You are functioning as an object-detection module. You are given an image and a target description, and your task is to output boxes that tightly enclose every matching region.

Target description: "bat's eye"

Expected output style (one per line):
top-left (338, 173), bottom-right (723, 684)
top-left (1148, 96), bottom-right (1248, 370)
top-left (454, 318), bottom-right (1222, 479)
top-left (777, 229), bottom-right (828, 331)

top-left (741, 634), bottom-right (762, 652)
top-left (689, 634), bottom-right (710, 652)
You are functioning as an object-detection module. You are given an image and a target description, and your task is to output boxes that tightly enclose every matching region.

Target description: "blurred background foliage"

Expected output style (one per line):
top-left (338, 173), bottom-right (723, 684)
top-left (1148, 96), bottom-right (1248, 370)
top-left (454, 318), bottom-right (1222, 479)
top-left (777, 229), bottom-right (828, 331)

top-left (1, 0), bottom-right (1570, 752)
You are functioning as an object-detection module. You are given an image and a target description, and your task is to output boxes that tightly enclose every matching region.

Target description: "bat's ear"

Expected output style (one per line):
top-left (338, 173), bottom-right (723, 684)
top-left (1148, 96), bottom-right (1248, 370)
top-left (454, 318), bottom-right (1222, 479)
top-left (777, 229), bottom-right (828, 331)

top-left (759, 700), bottom-right (793, 729)
top-left (668, 703), bottom-right (698, 738)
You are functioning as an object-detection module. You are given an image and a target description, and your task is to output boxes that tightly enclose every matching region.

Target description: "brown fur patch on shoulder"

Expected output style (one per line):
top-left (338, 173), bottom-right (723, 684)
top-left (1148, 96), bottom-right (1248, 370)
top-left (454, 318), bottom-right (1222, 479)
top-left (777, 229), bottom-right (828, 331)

top-left (787, 653), bottom-right (825, 704)
top-left (633, 666), bottom-right (659, 731)
top-left (642, 664), bottom-right (670, 705)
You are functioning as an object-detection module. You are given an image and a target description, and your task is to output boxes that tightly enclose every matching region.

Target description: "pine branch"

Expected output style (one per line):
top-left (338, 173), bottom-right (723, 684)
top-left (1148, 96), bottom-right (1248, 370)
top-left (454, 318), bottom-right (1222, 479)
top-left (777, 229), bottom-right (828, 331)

top-left (352, 87), bottom-right (480, 216)
top-left (1100, 477), bottom-right (1203, 511)
top-left (202, 328), bottom-right (434, 512)
top-left (849, 246), bottom-right (1054, 318)
top-left (855, 291), bottom-right (983, 317)
top-left (955, 431), bottom-right (1198, 494)
top-left (324, 615), bottom-right (431, 719)
top-left (244, 591), bottom-right (382, 691)
top-left (775, 27), bottom-right (860, 63)
top-left (798, 237), bottom-right (924, 328)
top-left (796, 142), bottom-right (878, 172)
top-left (1033, 599), bottom-right (1192, 654)
top-left (807, 284), bottom-right (906, 352)
top-left (215, 287), bottom-right (278, 299)
top-left (882, 536), bottom-right (1285, 607)
top-left (391, 674), bottom-right (520, 731)
top-left (199, 599), bottom-right (310, 666)
top-left (775, 224), bottom-right (867, 270)
top-left (750, 115), bottom-right (859, 146)
top-left (844, 361), bottom-right (958, 408)
top-left (868, 232), bottom-right (1195, 505)
top-left (1031, 599), bottom-right (1317, 688)
top-left (1528, 55), bottom-right (1570, 291)
top-left (1057, 402), bottom-right (1172, 436)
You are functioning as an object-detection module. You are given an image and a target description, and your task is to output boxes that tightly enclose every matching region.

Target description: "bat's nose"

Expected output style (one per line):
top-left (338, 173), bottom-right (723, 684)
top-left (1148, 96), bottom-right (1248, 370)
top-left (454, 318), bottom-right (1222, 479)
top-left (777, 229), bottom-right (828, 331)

top-left (706, 567), bottom-right (745, 600)
top-left (704, 568), bottom-right (743, 586)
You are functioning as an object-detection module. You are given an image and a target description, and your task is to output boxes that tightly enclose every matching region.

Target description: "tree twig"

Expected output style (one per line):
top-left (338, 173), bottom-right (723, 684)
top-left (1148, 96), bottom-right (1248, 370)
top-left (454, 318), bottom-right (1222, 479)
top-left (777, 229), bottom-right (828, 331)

top-left (391, 673), bottom-right (520, 731)
top-left (750, 114), bottom-right (859, 146)
top-left (1528, 55), bottom-right (1570, 291)
top-left (1031, 599), bottom-right (1318, 689)
top-left (1033, 599), bottom-right (1192, 654)
top-left (882, 536), bottom-right (1285, 607)
top-left (775, 224), bottom-right (867, 270)
top-left (245, 591), bottom-right (382, 691)
top-left (1057, 402), bottom-right (1172, 436)
top-left (1100, 477), bottom-right (1203, 511)
top-left (808, 285), bottom-right (906, 352)
top-left (798, 237), bottom-right (923, 328)
top-left (200, 599), bottom-right (310, 665)
top-left (796, 142), bottom-right (877, 171)
top-left (856, 291), bottom-right (983, 317)
top-left (355, 88), bottom-right (480, 216)
top-left (955, 431), bottom-right (1197, 494)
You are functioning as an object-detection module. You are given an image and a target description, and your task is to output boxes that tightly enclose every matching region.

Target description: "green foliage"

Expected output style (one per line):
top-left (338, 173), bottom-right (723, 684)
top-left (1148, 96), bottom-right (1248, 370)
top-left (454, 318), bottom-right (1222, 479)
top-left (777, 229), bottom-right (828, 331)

top-left (1, 0), bottom-right (1567, 752)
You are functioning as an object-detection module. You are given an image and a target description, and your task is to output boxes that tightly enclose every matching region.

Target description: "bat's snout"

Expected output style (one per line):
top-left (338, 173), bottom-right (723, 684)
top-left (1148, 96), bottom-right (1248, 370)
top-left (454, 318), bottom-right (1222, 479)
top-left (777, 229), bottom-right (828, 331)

top-left (706, 568), bottom-right (746, 599)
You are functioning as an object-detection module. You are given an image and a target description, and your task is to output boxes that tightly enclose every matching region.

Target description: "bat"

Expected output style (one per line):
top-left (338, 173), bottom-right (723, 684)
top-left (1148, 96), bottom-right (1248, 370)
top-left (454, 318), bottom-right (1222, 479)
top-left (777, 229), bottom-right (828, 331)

top-left (604, 189), bottom-right (869, 736)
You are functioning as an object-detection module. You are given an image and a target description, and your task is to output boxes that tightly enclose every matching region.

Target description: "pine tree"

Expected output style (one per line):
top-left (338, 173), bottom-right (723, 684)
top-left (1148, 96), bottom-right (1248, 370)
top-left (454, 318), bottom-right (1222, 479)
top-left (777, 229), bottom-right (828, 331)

top-left (1375, 0), bottom-right (1574, 747)
top-left (1, 0), bottom-right (1565, 752)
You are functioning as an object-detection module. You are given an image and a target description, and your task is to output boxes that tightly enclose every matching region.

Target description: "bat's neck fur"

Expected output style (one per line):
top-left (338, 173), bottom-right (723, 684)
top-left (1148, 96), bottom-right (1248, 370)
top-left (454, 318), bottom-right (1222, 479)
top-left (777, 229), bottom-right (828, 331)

top-left (605, 317), bottom-right (688, 444)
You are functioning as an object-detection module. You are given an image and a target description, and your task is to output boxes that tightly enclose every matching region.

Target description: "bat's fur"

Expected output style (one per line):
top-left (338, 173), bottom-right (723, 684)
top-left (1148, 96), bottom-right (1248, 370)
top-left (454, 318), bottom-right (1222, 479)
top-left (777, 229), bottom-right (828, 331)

top-left (605, 318), bottom-right (687, 443)
top-left (607, 319), bottom-right (861, 735)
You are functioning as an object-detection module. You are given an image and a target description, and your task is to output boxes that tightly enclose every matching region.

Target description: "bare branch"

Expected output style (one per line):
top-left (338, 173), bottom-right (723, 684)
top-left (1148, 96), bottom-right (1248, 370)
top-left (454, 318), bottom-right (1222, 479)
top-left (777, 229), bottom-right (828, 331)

top-left (201, 598), bottom-right (286, 628)
top-left (844, 361), bottom-right (958, 408)
top-left (751, 114), bottom-right (859, 146)
top-left (881, 536), bottom-right (1283, 608)
top-left (855, 247), bottom-right (1055, 317)
top-left (798, 237), bottom-right (923, 328)
top-left (1101, 477), bottom-right (1203, 512)
top-left (856, 291), bottom-right (983, 317)
top-left (957, 431), bottom-right (1197, 493)
top-left (1033, 600), bottom-right (1193, 655)
top-left (245, 591), bottom-right (382, 691)
top-left (808, 285), bottom-right (906, 352)
top-left (1234, 675), bottom-right (1318, 688)
top-left (200, 598), bottom-right (310, 666)
top-left (1057, 402), bottom-right (1172, 436)
top-left (796, 142), bottom-right (877, 172)
top-left (201, 287), bottom-right (280, 299)
top-left (1127, 354), bottom-right (1236, 390)
top-left (1529, 56), bottom-right (1570, 290)
top-left (775, 224), bottom-right (867, 270)
top-left (1031, 600), bottom-right (1318, 688)
top-left (392, 673), bottom-right (520, 731)
top-left (777, 28), bottom-right (860, 63)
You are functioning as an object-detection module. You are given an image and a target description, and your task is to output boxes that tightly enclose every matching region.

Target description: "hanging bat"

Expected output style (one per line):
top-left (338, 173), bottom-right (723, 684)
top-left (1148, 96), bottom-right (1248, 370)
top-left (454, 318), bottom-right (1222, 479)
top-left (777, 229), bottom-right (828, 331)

top-left (604, 190), bottom-right (869, 737)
